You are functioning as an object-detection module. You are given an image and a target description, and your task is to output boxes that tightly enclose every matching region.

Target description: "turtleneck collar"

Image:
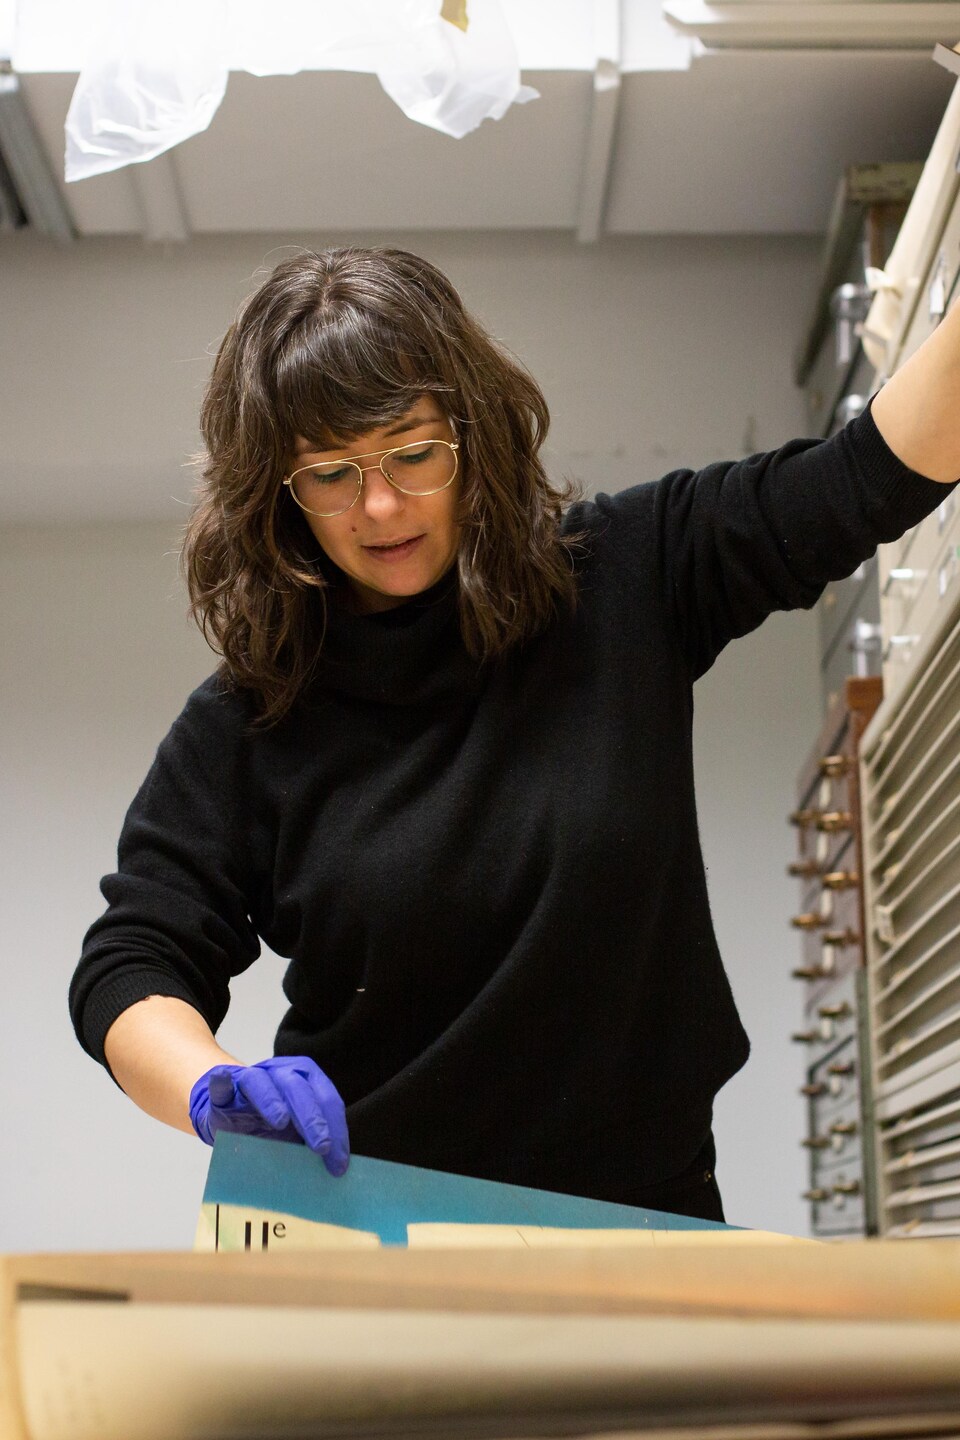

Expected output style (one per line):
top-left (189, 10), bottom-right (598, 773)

top-left (310, 573), bottom-right (482, 705)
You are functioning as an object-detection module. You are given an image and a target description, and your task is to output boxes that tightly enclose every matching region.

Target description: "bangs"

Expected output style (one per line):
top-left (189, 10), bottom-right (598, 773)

top-left (272, 303), bottom-right (452, 449)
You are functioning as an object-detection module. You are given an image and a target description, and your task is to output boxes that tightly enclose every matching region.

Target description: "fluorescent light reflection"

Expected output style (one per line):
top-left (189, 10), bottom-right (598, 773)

top-left (14, 0), bottom-right (597, 73)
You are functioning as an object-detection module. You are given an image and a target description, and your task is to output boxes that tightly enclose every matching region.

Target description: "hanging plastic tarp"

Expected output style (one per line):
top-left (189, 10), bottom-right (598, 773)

top-left (64, 0), bottom-right (538, 182)
top-left (374, 0), bottom-right (538, 139)
top-left (64, 0), bottom-right (230, 182)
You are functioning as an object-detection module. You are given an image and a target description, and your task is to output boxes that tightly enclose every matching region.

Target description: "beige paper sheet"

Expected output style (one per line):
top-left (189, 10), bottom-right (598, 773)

top-left (407, 1224), bottom-right (814, 1248)
top-left (8, 1240), bottom-right (960, 1322)
top-left (16, 1302), bottom-right (960, 1440)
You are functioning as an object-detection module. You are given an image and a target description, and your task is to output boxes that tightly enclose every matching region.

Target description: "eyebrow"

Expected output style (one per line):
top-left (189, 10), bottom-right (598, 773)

top-left (384, 412), bottom-right (436, 437)
top-left (295, 410), bottom-right (441, 460)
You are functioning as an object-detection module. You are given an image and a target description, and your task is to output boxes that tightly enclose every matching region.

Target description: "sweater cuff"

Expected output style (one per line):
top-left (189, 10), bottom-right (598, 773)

top-left (80, 970), bottom-right (210, 1070)
top-left (848, 395), bottom-right (959, 523)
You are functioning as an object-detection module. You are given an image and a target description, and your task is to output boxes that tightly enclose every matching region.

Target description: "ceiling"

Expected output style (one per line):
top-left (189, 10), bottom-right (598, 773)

top-left (14, 47), bottom-right (957, 240)
top-left (2, 37), bottom-right (957, 528)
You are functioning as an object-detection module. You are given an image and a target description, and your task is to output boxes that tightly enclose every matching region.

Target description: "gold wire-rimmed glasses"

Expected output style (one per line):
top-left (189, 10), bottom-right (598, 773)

top-left (284, 437), bottom-right (460, 518)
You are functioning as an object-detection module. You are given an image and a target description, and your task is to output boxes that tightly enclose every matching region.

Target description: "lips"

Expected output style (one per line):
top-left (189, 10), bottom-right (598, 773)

top-left (363, 535), bottom-right (425, 562)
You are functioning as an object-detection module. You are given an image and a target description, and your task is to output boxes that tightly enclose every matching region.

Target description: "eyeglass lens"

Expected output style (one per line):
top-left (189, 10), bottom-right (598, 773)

top-left (290, 440), bottom-right (457, 517)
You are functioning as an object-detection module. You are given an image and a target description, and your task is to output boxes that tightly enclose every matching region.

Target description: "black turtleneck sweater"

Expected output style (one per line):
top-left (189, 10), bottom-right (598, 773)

top-left (70, 402), bottom-right (954, 1201)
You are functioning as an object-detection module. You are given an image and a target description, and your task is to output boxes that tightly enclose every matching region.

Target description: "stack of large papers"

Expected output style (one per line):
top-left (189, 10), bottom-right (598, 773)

top-left (5, 1137), bottom-right (959, 1438)
top-left (4, 1240), bottom-right (960, 1439)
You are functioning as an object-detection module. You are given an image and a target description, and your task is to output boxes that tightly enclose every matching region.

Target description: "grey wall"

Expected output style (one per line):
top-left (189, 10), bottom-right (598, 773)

top-left (1, 230), bottom-right (822, 1250)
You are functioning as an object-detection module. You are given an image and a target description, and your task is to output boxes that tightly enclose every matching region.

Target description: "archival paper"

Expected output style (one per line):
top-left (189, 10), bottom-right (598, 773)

top-left (16, 1301), bottom-right (960, 1440)
top-left (407, 1224), bottom-right (812, 1248)
top-left (194, 1202), bottom-right (380, 1253)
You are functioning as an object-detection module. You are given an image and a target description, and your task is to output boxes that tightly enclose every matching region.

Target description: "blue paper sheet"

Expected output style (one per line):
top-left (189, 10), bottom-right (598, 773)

top-left (204, 1134), bottom-right (734, 1245)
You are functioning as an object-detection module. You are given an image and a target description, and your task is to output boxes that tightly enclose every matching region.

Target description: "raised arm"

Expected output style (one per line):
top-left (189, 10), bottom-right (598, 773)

top-left (871, 294), bottom-right (960, 484)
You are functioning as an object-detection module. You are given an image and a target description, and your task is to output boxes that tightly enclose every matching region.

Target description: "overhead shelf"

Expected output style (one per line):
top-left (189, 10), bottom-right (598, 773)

top-left (662, 2), bottom-right (960, 51)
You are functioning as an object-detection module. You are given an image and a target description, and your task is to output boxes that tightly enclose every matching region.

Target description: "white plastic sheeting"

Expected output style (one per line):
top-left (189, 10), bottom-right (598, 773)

top-left (0, 0), bottom-right (16, 59)
top-left (64, 0), bottom-right (228, 182)
top-left (64, 0), bottom-right (538, 183)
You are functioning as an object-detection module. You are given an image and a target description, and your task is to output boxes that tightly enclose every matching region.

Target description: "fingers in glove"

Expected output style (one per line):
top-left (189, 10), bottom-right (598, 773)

top-left (271, 1063), bottom-right (350, 1176)
top-left (232, 1066), bottom-right (295, 1132)
top-left (206, 1068), bottom-right (237, 1108)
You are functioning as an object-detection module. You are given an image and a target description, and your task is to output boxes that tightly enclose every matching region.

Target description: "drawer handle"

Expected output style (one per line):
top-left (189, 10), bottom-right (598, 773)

top-left (787, 859), bottom-right (820, 878)
top-left (792, 966), bottom-right (829, 981)
top-left (822, 928), bottom-right (860, 948)
top-left (803, 1188), bottom-right (830, 1202)
top-left (819, 755), bottom-right (850, 778)
top-left (817, 811), bottom-right (853, 833)
top-left (827, 1061), bottom-right (855, 1076)
top-left (822, 870), bottom-right (859, 890)
top-left (832, 1180), bottom-right (861, 1196)
top-left (791, 913), bottom-right (826, 930)
top-left (800, 1082), bottom-right (826, 1097)
top-left (789, 809), bottom-right (820, 828)
top-left (818, 1003), bottom-right (852, 1020)
top-left (791, 1031), bottom-right (818, 1044)
top-left (829, 1121), bottom-right (857, 1136)
top-left (801, 1136), bottom-right (831, 1150)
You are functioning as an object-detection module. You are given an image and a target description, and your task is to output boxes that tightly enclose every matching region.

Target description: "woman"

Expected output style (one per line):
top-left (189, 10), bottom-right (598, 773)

top-left (70, 246), bottom-right (959, 1223)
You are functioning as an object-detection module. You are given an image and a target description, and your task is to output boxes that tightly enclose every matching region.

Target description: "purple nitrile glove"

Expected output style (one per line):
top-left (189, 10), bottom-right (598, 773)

top-left (188, 1055), bottom-right (349, 1177)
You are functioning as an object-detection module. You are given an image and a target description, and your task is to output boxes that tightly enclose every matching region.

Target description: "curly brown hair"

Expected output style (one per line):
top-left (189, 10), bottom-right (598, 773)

top-left (181, 246), bottom-right (582, 726)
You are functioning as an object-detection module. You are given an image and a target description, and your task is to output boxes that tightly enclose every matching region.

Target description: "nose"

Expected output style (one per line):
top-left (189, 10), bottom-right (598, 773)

top-left (358, 462), bottom-right (404, 522)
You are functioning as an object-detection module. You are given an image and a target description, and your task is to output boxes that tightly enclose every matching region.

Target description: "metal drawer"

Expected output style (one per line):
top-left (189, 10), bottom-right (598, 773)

top-left (820, 557), bottom-right (881, 716)
top-left (862, 575), bottom-right (960, 1233)
top-left (880, 500), bottom-right (960, 705)
top-left (881, 1086), bottom-right (960, 1236)
top-left (863, 81), bottom-right (960, 383)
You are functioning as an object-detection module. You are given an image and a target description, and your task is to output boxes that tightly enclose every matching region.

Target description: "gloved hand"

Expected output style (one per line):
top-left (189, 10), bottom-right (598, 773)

top-left (189, 1055), bottom-right (349, 1177)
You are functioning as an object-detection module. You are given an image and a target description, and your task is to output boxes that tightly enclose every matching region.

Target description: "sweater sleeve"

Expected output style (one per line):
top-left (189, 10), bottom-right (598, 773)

top-left (68, 677), bottom-right (261, 1067)
top-left (647, 397), bottom-right (958, 680)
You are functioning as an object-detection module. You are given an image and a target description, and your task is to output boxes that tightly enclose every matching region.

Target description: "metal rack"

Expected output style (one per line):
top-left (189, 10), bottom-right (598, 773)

top-left (860, 600), bottom-right (960, 1237)
top-left (789, 680), bottom-right (882, 1236)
